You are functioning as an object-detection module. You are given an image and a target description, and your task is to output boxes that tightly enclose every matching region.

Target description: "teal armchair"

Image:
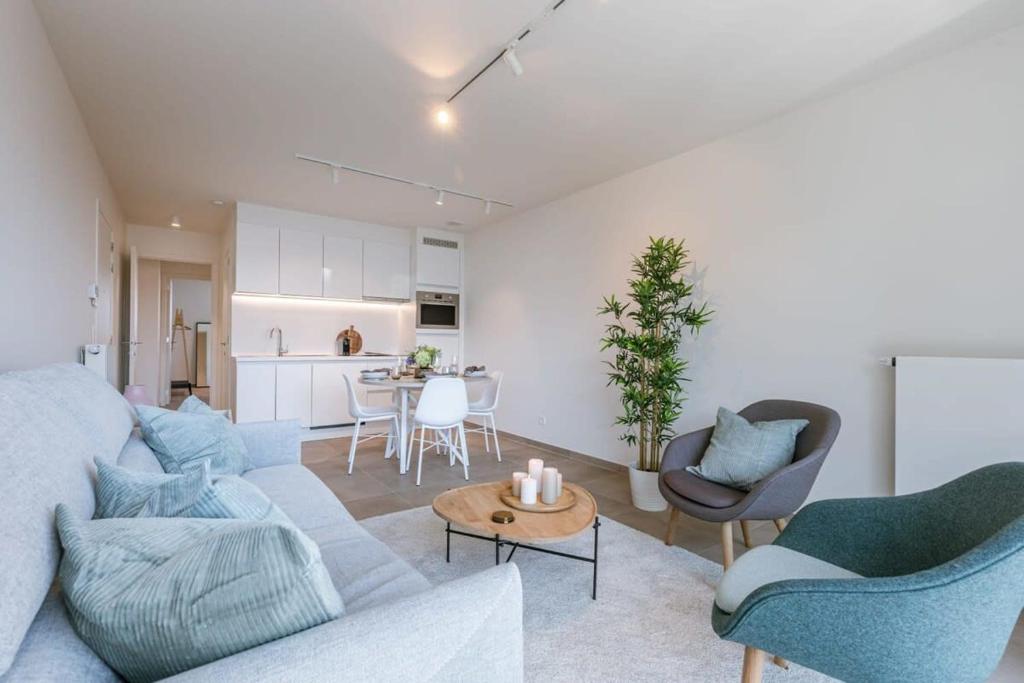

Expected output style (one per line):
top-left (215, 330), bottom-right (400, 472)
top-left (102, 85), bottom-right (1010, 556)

top-left (713, 462), bottom-right (1024, 682)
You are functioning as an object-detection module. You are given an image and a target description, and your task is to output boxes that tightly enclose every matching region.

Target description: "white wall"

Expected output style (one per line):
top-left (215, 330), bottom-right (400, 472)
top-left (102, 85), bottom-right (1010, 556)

top-left (466, 24), bottom-right (1024, 501)
top-left (134, 259), bottom-right (162, 401)
top-left (126, 224), bottom-right (220, 264)
top-left (0, 0), bottom-right (126, 381)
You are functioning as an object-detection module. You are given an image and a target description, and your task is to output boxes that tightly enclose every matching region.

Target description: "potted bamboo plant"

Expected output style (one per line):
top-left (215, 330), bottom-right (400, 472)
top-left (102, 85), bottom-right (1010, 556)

top-left (598, 236), bottom-right (712, 511)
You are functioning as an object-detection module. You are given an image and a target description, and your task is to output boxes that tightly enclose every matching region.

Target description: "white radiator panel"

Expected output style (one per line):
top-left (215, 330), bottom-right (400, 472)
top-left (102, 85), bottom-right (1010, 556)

top-left (894, 356), bottom-right (1024, 495)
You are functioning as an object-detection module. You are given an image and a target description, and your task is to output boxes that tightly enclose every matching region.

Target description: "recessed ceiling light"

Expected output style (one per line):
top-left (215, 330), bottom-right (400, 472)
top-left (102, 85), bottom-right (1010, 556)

top-left (170, 216), bottom-right (182, 229)
top-left (434, 107), bottom-right (453, 129)
top-left (211, 199), bottom-right (225, 206)
top-left (446, 220), bottom-right (464, 227)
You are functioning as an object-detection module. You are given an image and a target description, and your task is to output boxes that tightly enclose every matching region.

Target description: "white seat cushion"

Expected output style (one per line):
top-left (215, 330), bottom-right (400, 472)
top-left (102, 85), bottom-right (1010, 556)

top-left (715, 544), bottom-right (861, 613)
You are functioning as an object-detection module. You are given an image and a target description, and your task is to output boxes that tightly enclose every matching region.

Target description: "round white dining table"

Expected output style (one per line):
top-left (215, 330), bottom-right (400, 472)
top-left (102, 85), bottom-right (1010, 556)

top-left (359, 375), bottom-right (489, 475)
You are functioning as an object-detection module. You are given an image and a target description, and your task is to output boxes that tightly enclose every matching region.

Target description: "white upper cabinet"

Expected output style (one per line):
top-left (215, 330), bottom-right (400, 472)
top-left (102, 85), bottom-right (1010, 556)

top-left (279, 228), bottom-right (323, 297)
top-left (235, 223), bottom-right (279, 294)
top-left (416, 238), bottom-right (461, 289)
top-left (363, 241), bottom-right (411, 301)
top-left (323, 235), bottom-right (363, 300)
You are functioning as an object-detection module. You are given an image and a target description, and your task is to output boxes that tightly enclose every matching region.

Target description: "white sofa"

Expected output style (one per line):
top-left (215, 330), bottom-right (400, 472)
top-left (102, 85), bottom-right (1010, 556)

top-left (0, 363), bottom-right (523, 682)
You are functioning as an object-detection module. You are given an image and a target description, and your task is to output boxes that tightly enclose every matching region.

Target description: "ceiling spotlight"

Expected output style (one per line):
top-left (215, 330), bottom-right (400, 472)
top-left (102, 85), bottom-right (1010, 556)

top-left (502, 42), bottom-right (524, 77)
top-left (435, 190), bottom-right (445, 206)
top-left (332, 167), bottom-right (341, 184)
top-left (210, 199), bottom-right (225, 206)
top-left (434, 107), bottom-right (453, 129)
top-left (484, 200), bottom-right (493, 215)
top-left (170, 216), bottom-right (182, 229)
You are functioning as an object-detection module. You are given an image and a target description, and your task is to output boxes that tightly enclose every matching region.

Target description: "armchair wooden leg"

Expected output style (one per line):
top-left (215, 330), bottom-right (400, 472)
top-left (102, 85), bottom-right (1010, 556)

top-left (739, 520), bottom-right (753, 548)
top-left (664, 507), bottom-right (679, 546)
top-left (721, 522), bottom-right (735, 569)
top-left (773, 517), bottom-right (788, 533)
top-left (772, 655), bottom-right (789, 669)
top-left (741, 647), bottom-right (765, 683)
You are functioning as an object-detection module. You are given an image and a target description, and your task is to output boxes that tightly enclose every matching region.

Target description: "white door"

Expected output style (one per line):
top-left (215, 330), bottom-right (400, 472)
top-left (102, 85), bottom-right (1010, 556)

top-left (276, 363), bottom-right (312, 427)
top-left (235, 363), bottom-right (276, 422)
top-left (363, 241), bottom-right (411, 300)
top-left (235, 223), bottom-right (279, 294)
top-left (311, 362), bottom-right (350, 427)
top-left (126, 246), bottom-right (140, 385)
top-left (279, 228), bottom-right (323, 296)
top-left (323, 235), bottom-right (363, 300)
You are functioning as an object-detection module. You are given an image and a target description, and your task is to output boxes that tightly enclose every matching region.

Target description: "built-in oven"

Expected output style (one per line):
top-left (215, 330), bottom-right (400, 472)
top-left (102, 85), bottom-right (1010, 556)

top-left (416, 291), bottom-right (459, 330)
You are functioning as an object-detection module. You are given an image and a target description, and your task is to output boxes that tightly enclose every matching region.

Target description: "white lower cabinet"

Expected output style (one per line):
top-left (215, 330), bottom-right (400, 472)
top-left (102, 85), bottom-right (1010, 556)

top-left (235, 362), bottom-right (276, 423)
top-left (275, 363), bottom-right (312, 427)
top-left (311, 363), bottom-right (350, 427)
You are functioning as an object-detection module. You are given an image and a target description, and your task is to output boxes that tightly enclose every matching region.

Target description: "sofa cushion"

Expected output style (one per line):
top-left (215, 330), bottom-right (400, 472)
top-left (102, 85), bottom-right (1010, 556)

top-left (176, 395), bottom-right (214, 414)
top-left (0, 585), bottom-right (119, 683)
top-left (116, 432), bottom-right (165, 473)
top-left (306, 522), bottom-right (431, 614)
top-left (715, 544), bottom-right (862, 613)
top-left (0, 364), bottom-right (131, 674)
top-left (242, 465), bottom-right (354, 530)
top-left (663, 469), bottom-right (746, 509)
top-left (136, 405), bottom-right (249, 475)
top-left (56, 505), bottom-right (344, 683)
top-left (687, 406), bottom-right (809, 490)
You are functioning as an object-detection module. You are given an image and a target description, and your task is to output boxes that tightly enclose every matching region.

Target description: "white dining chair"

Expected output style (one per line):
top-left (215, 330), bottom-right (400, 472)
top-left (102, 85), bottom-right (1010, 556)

top-left (466, 371), bottom-right (503, 462)
top-left (343, 375), bottom-right (401, 475)
top-left (406, 377), bottom-right (469, 486)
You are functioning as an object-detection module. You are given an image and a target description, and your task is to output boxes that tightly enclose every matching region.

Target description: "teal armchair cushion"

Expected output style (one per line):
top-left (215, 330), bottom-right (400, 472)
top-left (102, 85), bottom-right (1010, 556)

top-left (135, 405), bottom-right (248, 475)
top-left (712, 462), bottom-right (1024, 683)
top-left (687, 407), bottom-right (808, 490)
top-left (95, 459), bottom-right (290, 525)
top-left (56, 505), bottom-right (344, 683)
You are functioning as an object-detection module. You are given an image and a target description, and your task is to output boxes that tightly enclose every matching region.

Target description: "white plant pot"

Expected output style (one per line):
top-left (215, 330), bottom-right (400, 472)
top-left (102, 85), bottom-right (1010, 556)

top-left (628, 462), bottom-right (668, 512)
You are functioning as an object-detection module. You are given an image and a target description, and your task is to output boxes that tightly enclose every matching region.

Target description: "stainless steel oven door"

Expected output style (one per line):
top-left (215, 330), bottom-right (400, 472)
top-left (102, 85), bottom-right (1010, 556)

top-left (416, 291), bottom-right (459, 329)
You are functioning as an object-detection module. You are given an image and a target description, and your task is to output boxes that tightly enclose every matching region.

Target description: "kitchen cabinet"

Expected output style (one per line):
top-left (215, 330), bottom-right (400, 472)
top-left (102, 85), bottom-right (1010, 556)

top-left (275, 362), bottom-right (312, 427)
top-left (236, 223), bottom-right (279, 294)
top-left (323, 235), bottom-right (363, 300)
top-left (279, 229), bottom-right (323, 297)
top-left (363, 241), bottom-right (410, 301)
top-left (311, 362), bottom-right (351, 427)
top-left (235, 362), bottom-right (276, 422)
top-left (416, 239), bottom-right (461, 289)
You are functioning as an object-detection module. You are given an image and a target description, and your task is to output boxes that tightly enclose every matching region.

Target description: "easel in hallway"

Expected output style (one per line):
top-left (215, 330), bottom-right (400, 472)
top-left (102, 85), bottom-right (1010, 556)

top-left (171, 308), bottom-right (192, 396)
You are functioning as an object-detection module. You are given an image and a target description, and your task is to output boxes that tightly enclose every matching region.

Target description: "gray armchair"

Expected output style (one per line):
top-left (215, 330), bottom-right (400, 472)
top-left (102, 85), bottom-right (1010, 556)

top-left (659, 400), bottom-right (840, 568)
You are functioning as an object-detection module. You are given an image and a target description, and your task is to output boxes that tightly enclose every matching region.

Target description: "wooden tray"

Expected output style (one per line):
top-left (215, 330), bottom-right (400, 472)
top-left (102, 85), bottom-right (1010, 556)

top-left (499, 484), bottom-right (577, 513)
top-left (336, 325), bottom-right (362, 354)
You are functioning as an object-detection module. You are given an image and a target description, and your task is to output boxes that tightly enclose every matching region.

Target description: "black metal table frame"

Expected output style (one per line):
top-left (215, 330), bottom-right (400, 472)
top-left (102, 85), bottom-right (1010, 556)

top-left (444, 517), bottom-right (601, 600)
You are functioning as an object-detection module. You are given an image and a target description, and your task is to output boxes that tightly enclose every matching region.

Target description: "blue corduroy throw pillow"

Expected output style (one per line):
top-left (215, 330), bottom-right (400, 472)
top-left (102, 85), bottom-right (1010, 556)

top-left (687, 407), bottom-right (809, 490)
top-left (56, 505), bottom-right (343, 683)
top-left (95, 459), bottom-right (290, 525)
top-left (135, 404), bottom-right (248, 475)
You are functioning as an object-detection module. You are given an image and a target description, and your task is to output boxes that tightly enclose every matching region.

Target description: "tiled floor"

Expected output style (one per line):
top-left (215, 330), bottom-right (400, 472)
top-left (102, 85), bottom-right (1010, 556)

top-left (303, 429), bottom-right (1024, 680)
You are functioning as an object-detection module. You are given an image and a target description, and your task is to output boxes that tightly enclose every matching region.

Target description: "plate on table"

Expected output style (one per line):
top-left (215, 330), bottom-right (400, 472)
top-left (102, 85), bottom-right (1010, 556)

top-left (360, 370), bottom-right (389, 380)
top-left (464, 370), bottom-right (489, 377)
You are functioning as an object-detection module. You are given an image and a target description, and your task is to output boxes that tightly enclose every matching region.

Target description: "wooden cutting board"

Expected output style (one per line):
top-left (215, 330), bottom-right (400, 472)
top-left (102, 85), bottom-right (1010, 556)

top-left (336, 325), bottom-right (362, 354)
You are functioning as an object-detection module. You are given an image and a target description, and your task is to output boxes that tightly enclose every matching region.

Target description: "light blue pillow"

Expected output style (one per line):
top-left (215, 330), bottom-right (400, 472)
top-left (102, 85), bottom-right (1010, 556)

top-left (687, 407), bottom-right (809, 490)
top-left (95, 459), bottom-right (291, 525)
top-left (176, 395), bottom-right (214, 414)
top-left (56, 505), bottom-right (343, 683)
top-left (135, 405), bottom-right (248, 475)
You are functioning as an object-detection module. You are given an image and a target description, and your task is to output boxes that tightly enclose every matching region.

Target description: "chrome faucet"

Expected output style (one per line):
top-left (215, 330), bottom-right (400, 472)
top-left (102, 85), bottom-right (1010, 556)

top-left (269, 327), bottom-right (288, 356)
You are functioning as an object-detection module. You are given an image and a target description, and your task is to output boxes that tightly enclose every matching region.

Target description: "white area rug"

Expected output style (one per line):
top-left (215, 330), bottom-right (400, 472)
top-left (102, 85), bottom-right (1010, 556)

top-left (361, 507), bottom-right (832, 683)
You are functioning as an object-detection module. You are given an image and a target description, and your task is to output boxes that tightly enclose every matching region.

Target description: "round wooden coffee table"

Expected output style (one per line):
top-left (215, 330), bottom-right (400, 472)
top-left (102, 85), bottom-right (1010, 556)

top-left (432, 481), bottom-right (601, 599)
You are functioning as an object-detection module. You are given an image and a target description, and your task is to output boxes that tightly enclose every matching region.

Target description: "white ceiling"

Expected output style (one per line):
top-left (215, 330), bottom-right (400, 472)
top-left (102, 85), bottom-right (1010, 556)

top-left (35, 0), bottom-right (1024, 234)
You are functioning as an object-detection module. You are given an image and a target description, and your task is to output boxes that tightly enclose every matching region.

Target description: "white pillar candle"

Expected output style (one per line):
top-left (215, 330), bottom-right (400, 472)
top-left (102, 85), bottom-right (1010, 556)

top-left (556, 472), bottom-right (563, 498)
top-left (520, 477), bottom-right (538, 505)
top-left (527, 458), bottom-right (544, 493)
top-left (541, 467), bottom-right (559, 504)
top-left (512, 472), bottom-right (528, 496)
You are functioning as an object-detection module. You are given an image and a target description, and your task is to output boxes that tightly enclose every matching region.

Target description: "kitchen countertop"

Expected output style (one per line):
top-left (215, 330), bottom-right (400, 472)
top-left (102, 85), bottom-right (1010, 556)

top-left (234, 353), bottom-right (403, 363)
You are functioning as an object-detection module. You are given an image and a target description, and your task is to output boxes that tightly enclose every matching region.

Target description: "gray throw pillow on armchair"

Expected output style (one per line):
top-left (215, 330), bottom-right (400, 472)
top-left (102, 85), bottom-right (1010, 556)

top-left (687, 407), bottom-right (809, 490)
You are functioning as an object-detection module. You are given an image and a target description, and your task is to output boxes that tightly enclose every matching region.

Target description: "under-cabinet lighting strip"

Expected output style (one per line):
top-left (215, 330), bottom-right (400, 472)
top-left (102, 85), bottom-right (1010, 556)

top-left (232, 292), bottom-right (412, 308)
